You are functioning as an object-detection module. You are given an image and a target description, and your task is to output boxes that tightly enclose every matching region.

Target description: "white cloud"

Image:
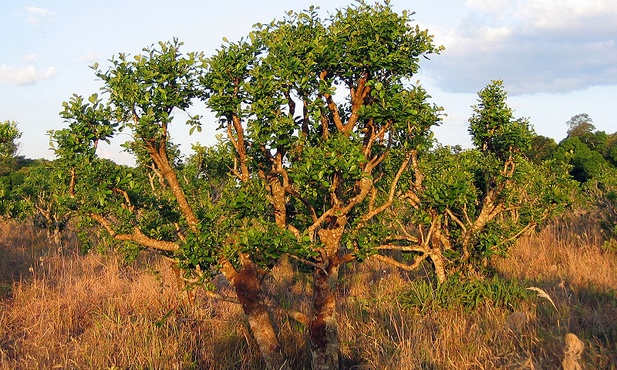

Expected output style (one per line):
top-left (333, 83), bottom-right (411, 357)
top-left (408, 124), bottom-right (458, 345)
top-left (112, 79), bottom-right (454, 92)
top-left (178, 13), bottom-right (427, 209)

top-left (465, 0), bottom-right (510, 17)
top-left (0, 65), bottom-right (57, 86)
top-left (22, 54), bottom-right (38, 62)
top-left (424, 0), bottom-right (617, 94)
top-left (25, 6), bottom-right (54, 24)
top-left (79, 51), bottom-right (100, 63)
top-left (517, 0), bottom-right (617, 30)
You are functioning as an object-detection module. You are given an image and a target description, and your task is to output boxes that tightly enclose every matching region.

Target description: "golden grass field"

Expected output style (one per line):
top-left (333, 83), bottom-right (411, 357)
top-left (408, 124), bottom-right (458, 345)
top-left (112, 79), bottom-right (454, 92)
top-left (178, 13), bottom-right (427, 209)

top-left (0, 215), bottom-right (615, 369)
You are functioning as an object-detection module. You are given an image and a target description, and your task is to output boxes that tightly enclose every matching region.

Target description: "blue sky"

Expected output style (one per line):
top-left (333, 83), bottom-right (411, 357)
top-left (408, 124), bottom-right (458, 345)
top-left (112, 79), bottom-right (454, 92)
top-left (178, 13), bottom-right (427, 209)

top-left (1, 0), bottom-right (616, 164)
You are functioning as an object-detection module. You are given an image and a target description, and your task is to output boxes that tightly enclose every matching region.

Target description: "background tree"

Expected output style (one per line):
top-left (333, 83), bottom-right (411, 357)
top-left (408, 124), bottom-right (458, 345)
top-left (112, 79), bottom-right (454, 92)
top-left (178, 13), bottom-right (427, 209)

top-left (13, 160), bottom-right (80, 247)
top-left (553, 114), bottom-right (617, 183)
top-left (554, 135), bottom-right (611, 183)
top-left (0, 120), bottom-right (21, 168)
top-left (584, 167), bottom-right (617, 243)
top-left (608, 133), bottom-right (617, 166)
top-left (556, 114), bottom-right (617, 242)
top-left (1, 121), bottom-right (76, 244)
top-left (525, 134), bottom-right (557, 164)
top-left (0, 121), bottom-right (33, 218)
top-left (566, 113), bottom-right (595, 138)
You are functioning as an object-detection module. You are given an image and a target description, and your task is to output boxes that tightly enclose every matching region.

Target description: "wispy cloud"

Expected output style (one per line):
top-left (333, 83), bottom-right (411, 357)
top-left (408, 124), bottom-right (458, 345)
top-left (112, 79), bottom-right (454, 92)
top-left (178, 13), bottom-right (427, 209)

top-left (79, 51), bottom-right (100, 63)
top-left (0, 65), bottom-right (57, 86)
top-left (25, 6), bottom-right (54, 24)
top-left (22, 54), bottom-right (38, 62)
top-left (425, 0), bottom-right (617, 94)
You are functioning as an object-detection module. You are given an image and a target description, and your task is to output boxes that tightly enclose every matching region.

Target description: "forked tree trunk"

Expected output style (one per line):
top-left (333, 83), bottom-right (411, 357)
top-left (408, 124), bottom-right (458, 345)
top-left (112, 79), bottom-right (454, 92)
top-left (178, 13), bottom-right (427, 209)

top-left (231, 259), bottom-right (290, 370)
top-left (310, 260), bottom-right (341, 370)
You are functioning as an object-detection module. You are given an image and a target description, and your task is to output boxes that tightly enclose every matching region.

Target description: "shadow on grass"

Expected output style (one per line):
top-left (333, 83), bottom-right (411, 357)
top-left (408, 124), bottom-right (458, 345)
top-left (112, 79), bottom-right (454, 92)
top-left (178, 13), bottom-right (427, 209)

top-left (0, 220), bottom-right (52, 298)
top-left (521, 276), bottom-right (617, 369)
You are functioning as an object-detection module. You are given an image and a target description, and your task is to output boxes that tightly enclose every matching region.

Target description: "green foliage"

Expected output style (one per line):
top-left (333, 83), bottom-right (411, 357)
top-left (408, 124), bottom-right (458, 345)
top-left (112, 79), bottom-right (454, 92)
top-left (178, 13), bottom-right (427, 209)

top-left (469, 80), bottom-right (532, 158)
top-left (525, 135), bottom-right (557, 164)
top-left (566, 113), bottom-right (595, 137)
top-left (54, 94), bottom-right (116, 163)
top-left (0, 121), bottom-right (48, 220)
top-left (418, 147), bottom-right (478, 213)
top-left (554, 136), bottom-right (610, 183)
top-left (552, 114), bottom-right (617, 184)
top-left (0, 120), bottom-right (21, 159)
top-left (382, 81), bottom-right (576, 281)
top-left (95, 39), bottom-right (203, 141)
top-left (0, 167), bottom-right (31, 218)
top-left (399, 275), bottom-right (532, 312)
top-left (0, 120), bottom-right (23, 178)
top-left (288, 133), bottom-right (367, 201)
top-left (322, 3), bottom-right (442, 81)
top-left (49, 40), bottom-right (210, 259)
top-left (427, 149), bottom-right (572, 260)
top-left (607, 135), bottom-right (617, 166)
top-left (200, 0), bottom-right (443, 267)
top-left (583, 167), bottom-right (617, 241)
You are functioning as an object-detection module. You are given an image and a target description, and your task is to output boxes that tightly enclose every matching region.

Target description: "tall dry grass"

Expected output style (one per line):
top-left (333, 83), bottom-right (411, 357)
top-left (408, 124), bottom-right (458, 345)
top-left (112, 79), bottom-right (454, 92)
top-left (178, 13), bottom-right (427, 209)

top-left (0, 215), bottom-right (615, 369)
top-left (493, 214), bottom-right (617, 369)
top-left (0, 220), bottom-right (268, 369)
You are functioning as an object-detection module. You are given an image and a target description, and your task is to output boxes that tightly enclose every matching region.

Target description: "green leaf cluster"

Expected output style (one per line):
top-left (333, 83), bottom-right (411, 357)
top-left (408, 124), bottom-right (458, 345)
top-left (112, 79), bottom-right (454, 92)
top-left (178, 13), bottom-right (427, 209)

top-left (95, 39), bottom-right (203, 142)
top-left (53, 94), bottom-right (116, 163)
top-left (469, 80), bottom-right (532, 158)
top-left (554, 134), bottom-right (614, 183)
top-left (399, 275), bottom-right (532, 313)
top-left (0, 120), bottom-right (21, 159)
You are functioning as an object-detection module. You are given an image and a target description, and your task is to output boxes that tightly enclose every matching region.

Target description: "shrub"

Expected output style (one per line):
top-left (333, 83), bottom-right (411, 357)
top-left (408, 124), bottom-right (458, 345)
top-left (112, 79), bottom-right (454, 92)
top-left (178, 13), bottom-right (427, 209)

top-left (399, 274), bottom-right (531, 313)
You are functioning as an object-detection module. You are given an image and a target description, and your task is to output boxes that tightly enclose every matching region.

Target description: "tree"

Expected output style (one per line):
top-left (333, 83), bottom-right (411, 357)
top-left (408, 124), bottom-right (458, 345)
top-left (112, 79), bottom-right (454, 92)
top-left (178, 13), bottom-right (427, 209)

top-left (566, 113), bottom-right (595, 138)
top-left (0, 120), bottom-right (22, 176)
top-left (0, 121), bottom-right (33, 218)
top-left (555, 114), bottom-right (617, 183)
top-left (584, 167), bottom-right (617, 242)
top-left (0, 164), bottom-right (30, 219)
top-left (525, 134), bottom-right (557, 164)
top-left (0, 120), bottom-right (21, 157)
top-left (555, 136), bottom-right (609, 183)
top-left (374, 81), bottom-right (575, 282)
top-left (52, 39), bottom-right (296, 369)
top-left (608, 133), bottom-right (617, 166)
top-left (199, 3), bottom-right (442, 367)
top-left (14, 160), bottom-right (79, 247)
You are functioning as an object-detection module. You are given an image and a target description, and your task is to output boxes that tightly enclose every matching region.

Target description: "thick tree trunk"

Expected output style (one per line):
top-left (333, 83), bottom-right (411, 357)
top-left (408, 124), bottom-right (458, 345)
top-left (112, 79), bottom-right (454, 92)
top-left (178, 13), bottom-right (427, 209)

top-left (231, 259), bottom-right (290, 370)
top-left (310, 261), bottom-right (340, 370)
top-left (309, 219), bottom-right (346, 369)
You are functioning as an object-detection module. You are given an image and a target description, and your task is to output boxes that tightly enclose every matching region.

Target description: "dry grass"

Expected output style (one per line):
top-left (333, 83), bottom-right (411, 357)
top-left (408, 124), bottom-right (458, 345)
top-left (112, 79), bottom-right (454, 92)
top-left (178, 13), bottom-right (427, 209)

top-left (493, 215), bottom-right (617, 369)
top-left (0, 215), bottom-right (615, 369)
top-left (0, 220), bottom-right (266, 369)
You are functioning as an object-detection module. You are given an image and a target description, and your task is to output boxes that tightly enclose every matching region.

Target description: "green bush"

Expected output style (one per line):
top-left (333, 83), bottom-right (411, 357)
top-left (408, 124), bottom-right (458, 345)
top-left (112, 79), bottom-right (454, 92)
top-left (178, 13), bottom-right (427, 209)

top-left (399, 275), bottom-right (531, 313)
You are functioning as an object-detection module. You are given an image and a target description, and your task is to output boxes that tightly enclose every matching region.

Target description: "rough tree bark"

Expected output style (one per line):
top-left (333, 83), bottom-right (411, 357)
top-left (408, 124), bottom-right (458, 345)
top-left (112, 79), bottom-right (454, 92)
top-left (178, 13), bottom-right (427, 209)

top-left (310, 219), bottom-right (346, 370)
top-left (223, 256), bottom-right (290, 370)
top-left (310, 263), bottom-right (340, 370)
